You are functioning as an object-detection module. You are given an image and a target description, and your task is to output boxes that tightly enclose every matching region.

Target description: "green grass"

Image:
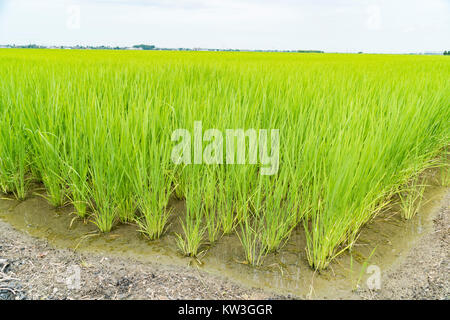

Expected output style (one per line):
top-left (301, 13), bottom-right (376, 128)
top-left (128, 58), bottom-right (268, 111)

top-left (0, 49), bottom-right (448, 270)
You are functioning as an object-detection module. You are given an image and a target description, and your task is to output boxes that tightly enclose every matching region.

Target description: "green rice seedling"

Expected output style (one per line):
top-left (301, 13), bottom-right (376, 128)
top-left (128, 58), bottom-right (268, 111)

top-left (398, 176), bottom-right (427, 220)
top-left (30, 130), bottom-right (68, 207)
top-left (89, 159), bottom-right (121, 233)
top-left (438, 151), bottom-right (449, 187)
top-left (66, 166), bottom-right (90, 218)
top-left (237, 210), bottom-right (266, 267)
top-left (63, 120), bottom-right (91, 218)
top-left (117, 196), bottom-right (136, 223)
top-left (134, 165), bottom-right (173, 240)
top-left (87, 125), bottom-right (124, 232)
top-left (113, 116), bottom-right (138, 222)
top-left (201, 168), bottom-right (222, 244)
top-left (176, 169), bottom-right (206, 257)
top-left (0, 116), bottom-right (29, 199)
top-left (173, 165), bottom-right (187, 200)
top-left (0, 68), bottom-right (32, 199)
top-left (132, 143), bottom-right (174, 240)
top-left (124, 87), bottom-right (177, 236)
top-left (114, 164), bottom-right (137, 223)
top-left (19, 76), bottom-right (70, 206)
top-left (214, 163), bottom-right (256, 236)
top-left (216, 167), bottom-right (237, 235)
top-left (236, 175), bottom-right (267, 266)
top-left (260, 174), bottom-right (298, 253)
top-left (226, 165), bottom-right (258, 230)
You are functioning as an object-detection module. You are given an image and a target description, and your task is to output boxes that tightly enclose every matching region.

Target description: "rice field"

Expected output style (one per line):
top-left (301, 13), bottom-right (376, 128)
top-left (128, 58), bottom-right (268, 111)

top-left (0, 49), bottom-right (448, 270)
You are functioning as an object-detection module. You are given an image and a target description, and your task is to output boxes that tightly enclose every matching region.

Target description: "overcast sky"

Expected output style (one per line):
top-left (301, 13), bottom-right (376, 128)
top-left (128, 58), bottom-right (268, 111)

top-left (0, 0), bottom-right (449, 53)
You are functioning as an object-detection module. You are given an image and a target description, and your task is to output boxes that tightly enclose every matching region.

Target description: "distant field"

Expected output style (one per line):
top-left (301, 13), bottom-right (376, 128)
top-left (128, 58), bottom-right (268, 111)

top-left (0, 49), bottom-right (448, 270)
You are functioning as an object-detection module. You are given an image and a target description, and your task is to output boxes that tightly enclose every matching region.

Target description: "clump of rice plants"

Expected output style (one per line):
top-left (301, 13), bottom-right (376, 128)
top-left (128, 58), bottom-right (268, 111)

top-left (238, 211), bottom-right (266, 266)
top-left (237, 173), bottom-right (298, 265)
top-left (438, 151), bottom-right (450, 187)
top-left (175, 169), bottom-right (206, 257)
top-left (30, 129), bottom-right (69, 207)
top-left (216, 167), bottom-right (238, 235)
top-left (64, 121), bottom-right (91, 218)
top-left (0, 114), bottom-right (29, 199)
top-left (87, 128), bottom-right (125, 232)
top-left (259, 174), bottom-right (298, 253)
top-left (201, 168), bottom-right (222, 244)
top-left (132, 138), bottom-right (174, 240)
top-left (398, 176), bottom-right (427, 220)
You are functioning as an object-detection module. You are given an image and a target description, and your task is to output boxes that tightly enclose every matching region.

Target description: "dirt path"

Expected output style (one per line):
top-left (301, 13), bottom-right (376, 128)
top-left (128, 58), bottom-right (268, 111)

top-left (0, 191), bottom-right (448, 300)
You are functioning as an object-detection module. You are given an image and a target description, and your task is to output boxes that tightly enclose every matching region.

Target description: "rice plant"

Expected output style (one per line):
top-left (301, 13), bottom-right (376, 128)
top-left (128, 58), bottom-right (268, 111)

top-left (201, 168), bottom-right (222, 244)
top-left (238, 209), bottom-right (266, 266)
top-left (0, 113), bottom-right (29, 199)
top-left (438, 151), bottom-right (449, 187)
top-left (175, 169), bottom-right (206, 257)
top-left (132, 134), bottom-right (174, 240)
top-left (398, 176), bottom-right (427, 220)
top-left (259, 174), bottom-right (298, 253)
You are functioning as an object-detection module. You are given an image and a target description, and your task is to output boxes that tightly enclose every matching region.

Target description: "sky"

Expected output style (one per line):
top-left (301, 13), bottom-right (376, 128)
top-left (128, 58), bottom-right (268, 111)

top-left (0, 0), bottom-right (449, 53)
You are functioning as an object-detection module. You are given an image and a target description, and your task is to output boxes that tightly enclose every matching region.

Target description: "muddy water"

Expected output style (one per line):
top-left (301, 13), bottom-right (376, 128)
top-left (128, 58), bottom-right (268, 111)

top-left (0, 176), bottom-right (448, 299)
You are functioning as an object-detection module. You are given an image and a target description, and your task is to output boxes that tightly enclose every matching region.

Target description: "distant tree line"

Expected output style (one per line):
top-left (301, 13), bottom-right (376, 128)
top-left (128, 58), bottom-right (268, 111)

top-left (0, 44), bottom-right (325, 53)
top-left (7, 44), bottom-right (47, 49)
top-left (444, 51), bottom-right (450, 55)
top-left (132, 44), bottom-right (156, 50)
top-left (296, 50), bottom-right (324, 53)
